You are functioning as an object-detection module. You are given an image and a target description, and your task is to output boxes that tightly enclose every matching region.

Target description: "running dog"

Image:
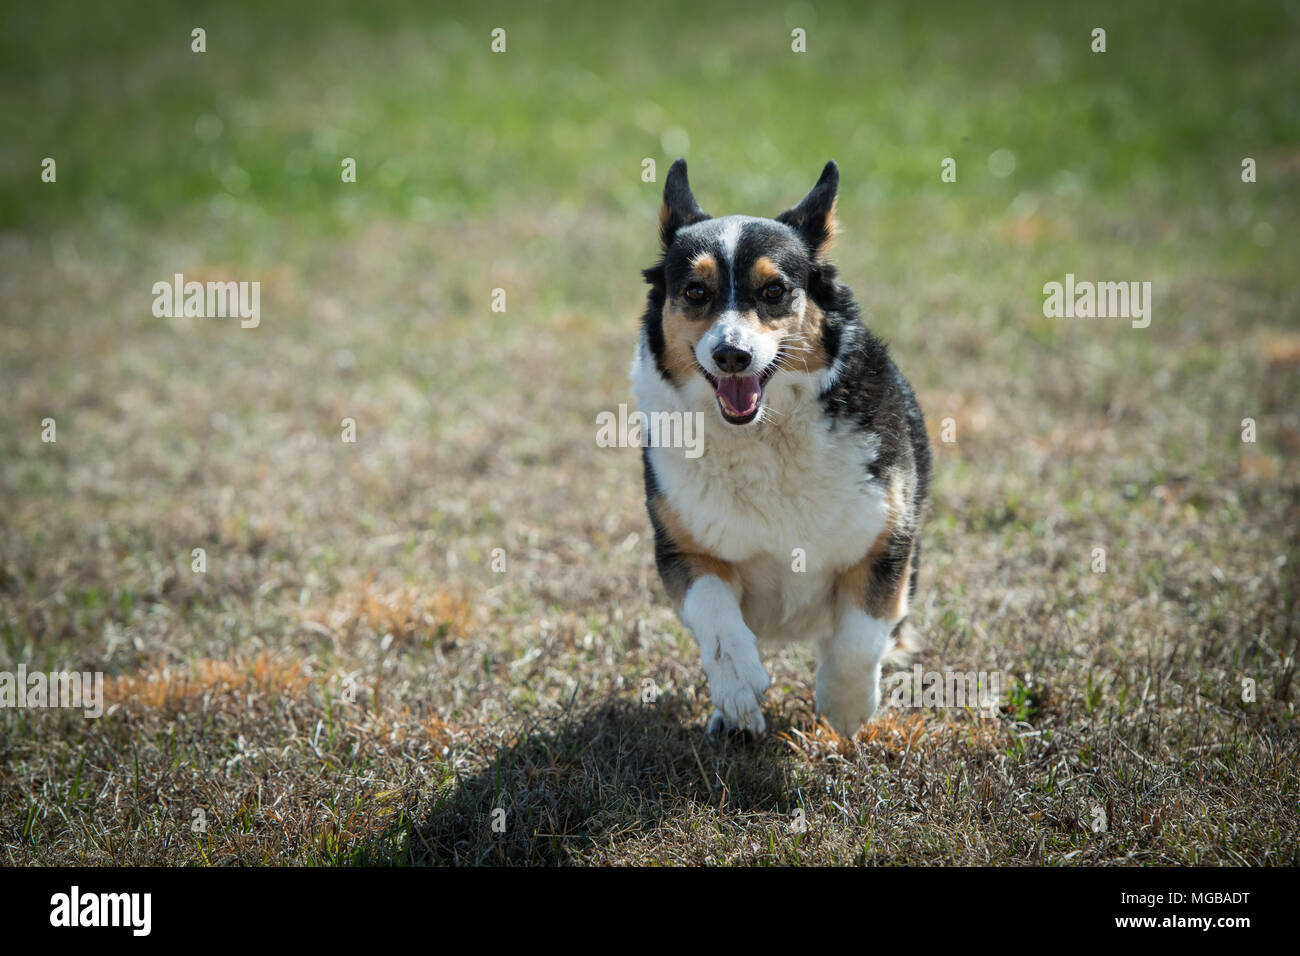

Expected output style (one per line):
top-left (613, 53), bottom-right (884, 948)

top-left (632, 159), bottom-right (931, 737)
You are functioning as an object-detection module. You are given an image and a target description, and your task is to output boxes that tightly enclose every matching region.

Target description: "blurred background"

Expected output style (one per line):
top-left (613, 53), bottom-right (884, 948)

top-left (0, 1), bottom-right (1297, 864)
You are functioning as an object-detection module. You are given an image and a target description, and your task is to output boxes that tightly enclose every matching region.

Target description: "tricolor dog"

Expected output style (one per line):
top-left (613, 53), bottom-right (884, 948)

top-left (632, 160), bottom-right (931, 737)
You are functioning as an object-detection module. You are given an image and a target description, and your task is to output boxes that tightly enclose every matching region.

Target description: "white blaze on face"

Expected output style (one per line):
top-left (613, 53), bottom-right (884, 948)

top-left (695, 310), bottom-right (780, 379)
top-left (716, 217), bottom-right (743, 260)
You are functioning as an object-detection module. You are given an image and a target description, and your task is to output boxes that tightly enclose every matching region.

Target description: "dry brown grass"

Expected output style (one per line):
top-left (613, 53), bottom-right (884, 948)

top-left (778, 711), bottom-right (1012, 764)
top-left (305, 577), bottom-right (475, 646)
top-left (103, 652), bottom-right (312, 714)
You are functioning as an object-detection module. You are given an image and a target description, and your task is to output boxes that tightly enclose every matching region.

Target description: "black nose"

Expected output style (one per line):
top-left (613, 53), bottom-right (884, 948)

top-left (712, 344), bottom-right (752, 374)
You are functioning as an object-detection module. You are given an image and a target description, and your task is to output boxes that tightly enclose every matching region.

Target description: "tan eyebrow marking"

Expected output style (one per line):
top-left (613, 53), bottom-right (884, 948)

top-left (690, 252), bottom-right (718, 280)
top-left (751, 256), bottom-right (782, 286)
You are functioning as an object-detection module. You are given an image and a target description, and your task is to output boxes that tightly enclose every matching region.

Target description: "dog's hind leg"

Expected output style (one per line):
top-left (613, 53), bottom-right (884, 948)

top-left (817, 532), bottom-right (914, 735)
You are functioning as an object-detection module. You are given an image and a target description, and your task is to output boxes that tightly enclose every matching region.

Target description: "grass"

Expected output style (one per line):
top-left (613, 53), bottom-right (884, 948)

top-left (1, 0), bottom-right (1298, 865)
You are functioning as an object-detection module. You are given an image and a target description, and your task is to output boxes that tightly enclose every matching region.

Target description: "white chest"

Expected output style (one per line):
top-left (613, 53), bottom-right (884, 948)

top-left (644, 377), bottom-right (889, 639)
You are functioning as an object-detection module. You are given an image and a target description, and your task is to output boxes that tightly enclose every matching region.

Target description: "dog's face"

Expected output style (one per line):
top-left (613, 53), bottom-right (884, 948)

top-left (644, 160), bottom-right (842, 426)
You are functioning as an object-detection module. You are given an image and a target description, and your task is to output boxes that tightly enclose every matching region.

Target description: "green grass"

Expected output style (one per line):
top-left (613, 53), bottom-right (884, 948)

top-left (1, 0), bottom-right (1298, 865)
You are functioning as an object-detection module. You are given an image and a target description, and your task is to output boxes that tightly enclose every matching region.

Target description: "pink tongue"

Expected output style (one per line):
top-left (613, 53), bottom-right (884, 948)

top-left (716, 374), bottom-right (761, 416)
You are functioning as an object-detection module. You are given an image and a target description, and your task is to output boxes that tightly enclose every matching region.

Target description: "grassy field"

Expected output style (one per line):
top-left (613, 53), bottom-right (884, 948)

top-left (1, 0), bottom-right (1298, 865)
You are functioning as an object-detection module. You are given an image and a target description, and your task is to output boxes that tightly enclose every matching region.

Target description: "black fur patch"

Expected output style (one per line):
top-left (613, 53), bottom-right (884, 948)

top-left (641, 446), bottom-right (693, 605)
top-left (639, 265), bottom-right (670, 380)
top-left (659, 159), bottom-right (710, 249)
top-left (775, 160), bottom-right (839, 257)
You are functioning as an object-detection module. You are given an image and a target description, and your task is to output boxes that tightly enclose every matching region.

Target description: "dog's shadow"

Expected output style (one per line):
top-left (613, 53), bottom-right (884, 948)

top-left (404, 695), bottom-right (805, 865)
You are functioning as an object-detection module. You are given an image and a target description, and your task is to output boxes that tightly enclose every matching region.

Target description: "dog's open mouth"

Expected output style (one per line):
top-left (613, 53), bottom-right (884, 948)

top-left (700, 367), bottom-right (775, 425)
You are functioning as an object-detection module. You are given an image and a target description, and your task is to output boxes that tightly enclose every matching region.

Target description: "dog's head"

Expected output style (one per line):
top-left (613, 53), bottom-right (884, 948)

top-left (641, 159), bottom-right (843, 426)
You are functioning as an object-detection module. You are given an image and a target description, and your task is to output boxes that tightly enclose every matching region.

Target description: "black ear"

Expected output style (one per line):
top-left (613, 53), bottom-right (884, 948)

top-left (776, 160), bottom-right (839, 259)
top-left (659, 159), bottom-right (709, 250)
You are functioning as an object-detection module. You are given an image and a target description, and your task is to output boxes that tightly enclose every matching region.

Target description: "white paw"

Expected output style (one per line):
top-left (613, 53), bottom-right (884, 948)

top-left (703, 644), bottom-right (771, 737)
top-left (816, 676), bottom-right (880, 736)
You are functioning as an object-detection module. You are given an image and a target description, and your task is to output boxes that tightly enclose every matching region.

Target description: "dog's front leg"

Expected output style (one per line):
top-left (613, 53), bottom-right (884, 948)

top-left (681, 575), bottom-right (770, 737)
top-left (647, 491), bottom-right (769, 735)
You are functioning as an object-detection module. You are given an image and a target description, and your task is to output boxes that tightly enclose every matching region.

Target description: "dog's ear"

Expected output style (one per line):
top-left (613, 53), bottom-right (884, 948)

top-left (659, 159), bottom-right (709, 250)
top-left (777, 160), bottom-right (839, 260)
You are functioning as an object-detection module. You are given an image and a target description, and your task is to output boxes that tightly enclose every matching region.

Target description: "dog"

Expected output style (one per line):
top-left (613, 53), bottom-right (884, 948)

top-left (632, 159), bottom-right (931, 737)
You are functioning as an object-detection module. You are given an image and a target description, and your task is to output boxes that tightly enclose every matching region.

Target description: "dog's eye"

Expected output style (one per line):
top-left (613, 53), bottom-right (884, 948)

top-left (683, 283), bottom-right (709, 303)
top-left (762, 282), bottom-right (786, 302)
